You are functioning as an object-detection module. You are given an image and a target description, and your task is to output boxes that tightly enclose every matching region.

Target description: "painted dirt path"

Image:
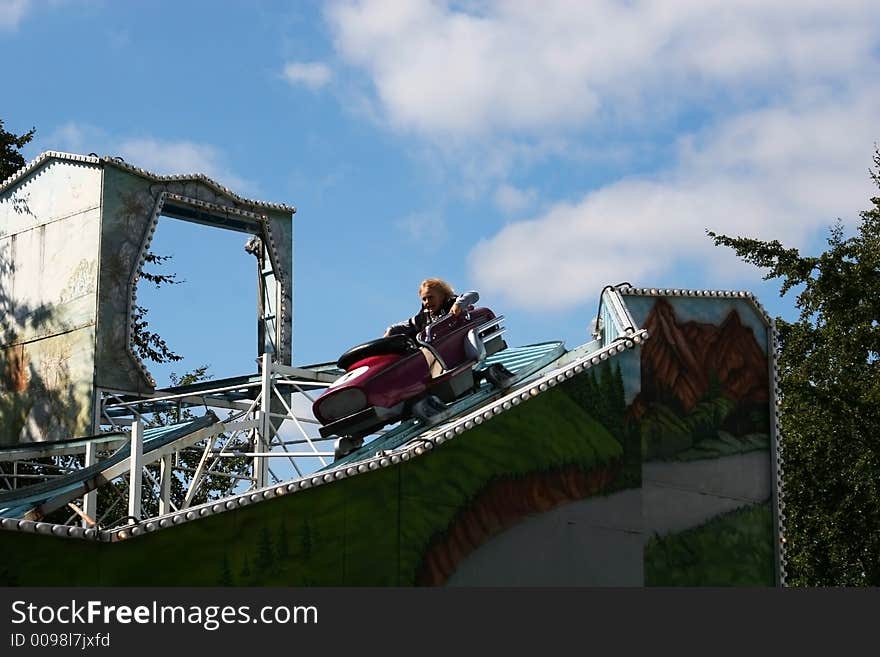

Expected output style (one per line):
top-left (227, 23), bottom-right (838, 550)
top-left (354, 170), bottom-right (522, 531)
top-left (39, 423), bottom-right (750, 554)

top-left (446, 451), bottom-right (771, 585)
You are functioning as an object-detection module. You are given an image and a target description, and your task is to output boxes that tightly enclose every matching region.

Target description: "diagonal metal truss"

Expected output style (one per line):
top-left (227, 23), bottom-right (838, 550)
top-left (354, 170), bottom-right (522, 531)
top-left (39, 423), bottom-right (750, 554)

top-left (0, 356), bottom-right (339, 530)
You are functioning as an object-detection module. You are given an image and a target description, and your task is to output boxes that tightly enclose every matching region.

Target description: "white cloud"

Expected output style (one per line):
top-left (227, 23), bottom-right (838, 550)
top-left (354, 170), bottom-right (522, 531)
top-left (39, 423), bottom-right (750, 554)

top-left (326, 0), bottom-right (880, 138)
top-left (494, 183), bottom-right (537, 215)
top-left (396, 211), bottom-right (448, 247)
top-left (282, 61), bottom-right (333, 89)
top-left (116, 138), bottom-right (250, 191)
top-left (0, 0), bottom-right (31, 30)
top-left (470, 90), bottom-right (880, 310)
top-left (46, 121), bottom-right (97, 153)
top-left (44, 122), bottom-right (251, 193)
top-left (323, 1), bottom-right (880, 312)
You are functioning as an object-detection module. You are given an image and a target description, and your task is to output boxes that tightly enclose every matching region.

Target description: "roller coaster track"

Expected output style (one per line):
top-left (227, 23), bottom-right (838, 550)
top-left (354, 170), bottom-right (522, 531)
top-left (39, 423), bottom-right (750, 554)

top-left (0, 285), bottom-right (651, 543)
top-left (0, 414), bottom-right (224, 521)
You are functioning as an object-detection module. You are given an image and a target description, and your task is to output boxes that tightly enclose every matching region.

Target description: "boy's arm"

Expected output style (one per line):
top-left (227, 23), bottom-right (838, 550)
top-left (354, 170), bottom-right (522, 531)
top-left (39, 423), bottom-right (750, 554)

top-left (450, 290), bottom-right (479, 316)
top-left (455, 290), bottom-right (479, 308)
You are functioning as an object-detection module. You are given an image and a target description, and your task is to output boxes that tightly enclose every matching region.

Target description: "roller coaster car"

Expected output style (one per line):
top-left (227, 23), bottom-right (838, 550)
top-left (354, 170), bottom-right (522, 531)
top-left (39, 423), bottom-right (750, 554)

top-left (313, 307), bottom-right (516, 459)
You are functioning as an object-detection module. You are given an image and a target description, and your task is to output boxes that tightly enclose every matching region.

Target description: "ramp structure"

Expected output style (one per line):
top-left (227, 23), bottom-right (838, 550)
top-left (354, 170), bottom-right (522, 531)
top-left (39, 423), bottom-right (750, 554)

top-left (0, 153), bottom-right (784, 587)
top-left (0, 414), bottom-right (223, 521)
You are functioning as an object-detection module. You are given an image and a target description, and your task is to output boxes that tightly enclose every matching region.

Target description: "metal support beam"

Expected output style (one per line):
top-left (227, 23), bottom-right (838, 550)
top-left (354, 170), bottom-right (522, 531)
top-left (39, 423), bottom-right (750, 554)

top-left (82, 440), bottom-right (97, 528)
top-left (159, 453), bottom-right (172, 516)
top-left (256, 352), bottom-right (272, 489)
top-left (182, 436), bottom-right (218, 509)
top-left (272, 363), bottom-right (339, 384)
top-left (128, 420), bottom-right (144, 522)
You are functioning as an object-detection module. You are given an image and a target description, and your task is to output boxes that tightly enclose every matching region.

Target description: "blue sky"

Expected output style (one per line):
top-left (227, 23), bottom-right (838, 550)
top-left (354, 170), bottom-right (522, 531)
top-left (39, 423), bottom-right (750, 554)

top-left (2, 0), bottom-right (879, 387)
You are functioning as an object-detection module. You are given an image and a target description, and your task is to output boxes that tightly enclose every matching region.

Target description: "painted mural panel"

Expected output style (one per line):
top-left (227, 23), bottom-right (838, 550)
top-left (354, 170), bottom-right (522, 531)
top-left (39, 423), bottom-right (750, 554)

top-left (445, 348), bottom-right (645, 585)
top-left (623, 293), bottom-right (776, 586)
top-left (0, 159), bottom-right (103, 238)
top-left (94, 166), bottom-right (157, 393)
top-left (0, 364), bottom-right (640, 585)
top-left (0, 329), bottom-right (95, 445)
top-left (0, 160), bottom-right (101, 444)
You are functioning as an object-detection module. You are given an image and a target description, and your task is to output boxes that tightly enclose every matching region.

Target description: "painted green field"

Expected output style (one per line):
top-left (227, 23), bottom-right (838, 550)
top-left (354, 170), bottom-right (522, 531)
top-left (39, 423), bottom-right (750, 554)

top-left (644, 502), bottom-right (775, 586)
top-left (1, 378), bottom-right (626, 586)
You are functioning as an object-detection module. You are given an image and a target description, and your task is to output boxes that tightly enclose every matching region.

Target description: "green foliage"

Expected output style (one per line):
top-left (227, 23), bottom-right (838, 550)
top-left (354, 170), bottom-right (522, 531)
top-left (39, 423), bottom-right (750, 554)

top-left (564, 361), bottom-right (628, 442)
top-left (218, 553), bottom-right (233, 586)
top-left (645, 503), bottom-right (775, 586)
top-left (708, 147), bottom-right (880, 585)
top-left (276, 521), bottom-right (290, 560)
top-left (168, 365), bottom-right (212, 389)
top-left (687, 396), bottom-right (737, 445)
top-left (256, 525), bottom-right (274, 570)
top-left (639, 402), bottom-right (696, 459)
top-left (132, 252), bottom-right (183, 365)
top-left (635, 395), bottom-right (764, 462)
top-left (676, 431), bottom-right (769, 461)
top-left (300, 519), bottom-right (313, 560)
top-left (557, 361), bottom-right (641, 486)
top-left (0, 119), bottom-right (34, 181)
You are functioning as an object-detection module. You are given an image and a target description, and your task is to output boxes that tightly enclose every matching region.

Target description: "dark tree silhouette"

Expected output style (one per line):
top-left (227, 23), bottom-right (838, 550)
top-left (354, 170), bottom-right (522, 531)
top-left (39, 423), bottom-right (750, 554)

top-left (0, 119), bottom-right (34, 181)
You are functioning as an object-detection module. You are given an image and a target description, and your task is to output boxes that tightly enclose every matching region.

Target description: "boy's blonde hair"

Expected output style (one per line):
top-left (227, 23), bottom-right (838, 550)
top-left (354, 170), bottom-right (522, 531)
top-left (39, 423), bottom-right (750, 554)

top-left (418, 278), bottom-right (454, 300)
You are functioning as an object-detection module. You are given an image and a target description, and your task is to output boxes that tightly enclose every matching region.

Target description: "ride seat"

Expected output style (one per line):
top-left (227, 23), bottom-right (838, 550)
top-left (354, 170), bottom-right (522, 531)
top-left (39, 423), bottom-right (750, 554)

top-left (337, 334), bottom-right (419, 371)
top-left (414, 337), bottom-right (449, 378)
